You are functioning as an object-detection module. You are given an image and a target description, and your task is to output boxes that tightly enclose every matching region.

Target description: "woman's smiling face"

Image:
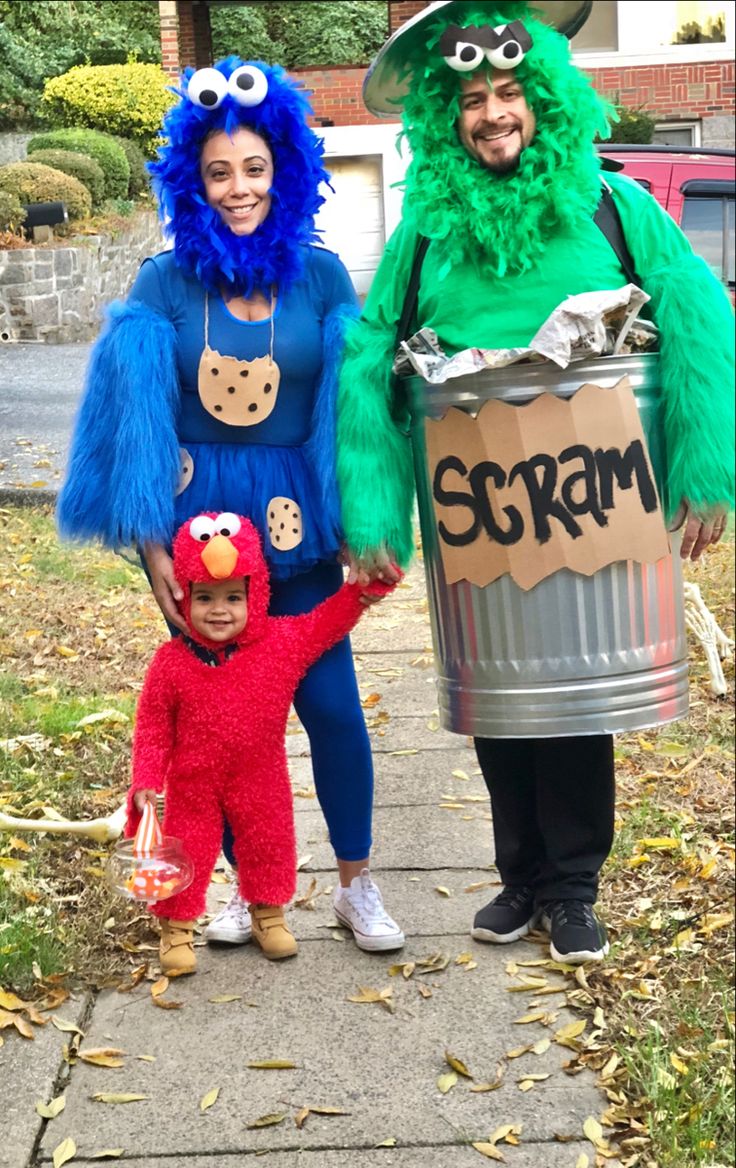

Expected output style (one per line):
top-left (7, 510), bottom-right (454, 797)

top-left (200, 128), bottom-right (274, 236)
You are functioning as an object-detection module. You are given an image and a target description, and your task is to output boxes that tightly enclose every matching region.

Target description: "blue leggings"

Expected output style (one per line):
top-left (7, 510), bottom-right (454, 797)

top-left (222, 560), bottom-right (374, 865)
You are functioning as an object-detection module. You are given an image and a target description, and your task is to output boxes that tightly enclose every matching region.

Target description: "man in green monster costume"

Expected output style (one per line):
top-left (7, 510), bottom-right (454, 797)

top-left (337, 1), bottom-right (734, 963)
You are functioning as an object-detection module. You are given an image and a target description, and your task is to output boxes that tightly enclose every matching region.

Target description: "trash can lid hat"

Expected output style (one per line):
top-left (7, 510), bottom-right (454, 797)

top-left (363, 0), bottom-right (592, 116)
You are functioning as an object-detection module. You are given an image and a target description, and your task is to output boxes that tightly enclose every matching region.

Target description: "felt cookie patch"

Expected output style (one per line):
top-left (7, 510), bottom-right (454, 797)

top-left (267, 497), bottom-right (303, 551)
top-left (175, 448), bottom-right (194, 496)
top-left (198, 348), bottom-right (280, 426)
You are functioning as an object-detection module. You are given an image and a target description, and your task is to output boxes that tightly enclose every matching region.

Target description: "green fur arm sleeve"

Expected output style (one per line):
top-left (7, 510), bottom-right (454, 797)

top-left (609, 173), bottom-right (735, 519)
top-left (336, 220), bottom-right (419, 566)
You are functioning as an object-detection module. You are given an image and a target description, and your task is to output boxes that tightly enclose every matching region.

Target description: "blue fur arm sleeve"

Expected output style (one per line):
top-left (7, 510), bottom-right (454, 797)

top-left (57, 300), bottom-right (181, 548)
top-left (304, 302), bottom-right (360, 536)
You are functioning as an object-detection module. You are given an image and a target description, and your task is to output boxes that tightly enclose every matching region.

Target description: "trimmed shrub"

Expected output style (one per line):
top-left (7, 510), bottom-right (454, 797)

top-left (0, 161), bottom-right (92, 220)
top-left (113, 137), bottom-right (149, 199)
top-left (26, 148), bottom-right (106, 207)
top-left (41, 63), bottom-right (174, 156)
top-left (27, 128), bottom-right (129, 199)
top-left (0, 189), bottom-right (25, 230)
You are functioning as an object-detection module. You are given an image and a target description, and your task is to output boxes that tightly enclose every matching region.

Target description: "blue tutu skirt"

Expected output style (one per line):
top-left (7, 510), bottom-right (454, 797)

top-left (174, 442), bottom-right (342, 580)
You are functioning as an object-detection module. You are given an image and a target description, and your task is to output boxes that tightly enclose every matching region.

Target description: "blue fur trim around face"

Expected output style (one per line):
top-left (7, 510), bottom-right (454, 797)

top-left (57, 301), bottom-right (181, 549)
top-left (304, 303), bottom-right (359, 538)
top-left (149, 57), bottom-right (329, 298)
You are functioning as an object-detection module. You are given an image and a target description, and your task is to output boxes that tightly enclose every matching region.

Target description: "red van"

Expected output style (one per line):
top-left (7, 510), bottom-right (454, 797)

top-left (597, 144), bottom-right (735, 295)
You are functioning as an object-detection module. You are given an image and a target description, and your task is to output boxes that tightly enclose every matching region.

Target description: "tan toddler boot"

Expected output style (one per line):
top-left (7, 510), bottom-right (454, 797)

top-left (249, 904), bottom-right (298, 960)
top-left (159, 918), bottom-right (197, 975)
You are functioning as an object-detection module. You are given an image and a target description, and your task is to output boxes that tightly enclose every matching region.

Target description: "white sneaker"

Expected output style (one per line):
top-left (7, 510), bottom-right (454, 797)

top-left (203, 888), bottom-right (252, 944)
top-left (333, 869), bottom-right (405, 952)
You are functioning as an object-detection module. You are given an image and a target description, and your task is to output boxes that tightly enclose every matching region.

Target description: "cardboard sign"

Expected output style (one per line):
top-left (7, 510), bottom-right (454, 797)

top-left (425, 377), bottom-right (670, 591)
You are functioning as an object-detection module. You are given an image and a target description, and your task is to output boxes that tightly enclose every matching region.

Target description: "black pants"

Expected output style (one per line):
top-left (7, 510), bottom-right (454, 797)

top-left (474, 735), bottom-right (615, 905)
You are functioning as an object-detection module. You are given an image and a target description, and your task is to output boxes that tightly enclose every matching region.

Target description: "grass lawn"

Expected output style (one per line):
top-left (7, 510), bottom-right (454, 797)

top-left (0, 505), bottom-right (733, 1166)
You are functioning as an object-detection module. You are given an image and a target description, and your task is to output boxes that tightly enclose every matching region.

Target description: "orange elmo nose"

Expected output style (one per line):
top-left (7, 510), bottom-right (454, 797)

top-left (201, 534), bottom-right (239, 579)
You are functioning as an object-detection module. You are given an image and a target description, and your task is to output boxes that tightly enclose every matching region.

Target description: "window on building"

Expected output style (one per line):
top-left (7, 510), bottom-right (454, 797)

top-left (653, 121), bottom-right (702, 146)
top-left (680, 193), bottom-right (735, 285)
top-left (671, 1), bottom-right (726, 44)
top-left (613, 1), bottom-right (731, 54)
top-left (570, 1), bottom-right (618, 51)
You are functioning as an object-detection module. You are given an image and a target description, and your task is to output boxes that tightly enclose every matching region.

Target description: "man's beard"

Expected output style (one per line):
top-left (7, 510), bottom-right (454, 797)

top-left (472, 124), bottom-right (524, 175)
top-left (478, 152), bottom-right (523, 175)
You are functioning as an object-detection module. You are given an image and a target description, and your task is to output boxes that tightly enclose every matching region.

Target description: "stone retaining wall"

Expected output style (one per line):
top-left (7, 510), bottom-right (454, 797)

top-left (0, 131), bottom-right (33, 165)
top-left (0, 210), bottom-right (164, 343)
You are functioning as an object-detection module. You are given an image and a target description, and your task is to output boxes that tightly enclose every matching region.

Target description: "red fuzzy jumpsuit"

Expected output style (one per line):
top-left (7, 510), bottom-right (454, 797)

top-left (126, 513), bottom-right (390, 920)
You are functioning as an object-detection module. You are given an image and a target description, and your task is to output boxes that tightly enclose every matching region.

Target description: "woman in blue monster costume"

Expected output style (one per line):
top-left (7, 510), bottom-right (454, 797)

top-left (58, 57), bottom-right (405, 953)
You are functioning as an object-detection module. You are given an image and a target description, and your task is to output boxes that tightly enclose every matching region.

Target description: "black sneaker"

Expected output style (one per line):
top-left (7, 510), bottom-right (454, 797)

top-left (540, 900), bottom-right (609, 964)
top-left (471, 885), bottom-right (539, 944)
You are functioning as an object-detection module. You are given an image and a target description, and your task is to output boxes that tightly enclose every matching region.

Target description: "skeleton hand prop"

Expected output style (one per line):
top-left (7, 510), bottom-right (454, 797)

top-left (683, 581), bottom-right (734, 697)
top-left (0, 801), bottom-right (127, 843)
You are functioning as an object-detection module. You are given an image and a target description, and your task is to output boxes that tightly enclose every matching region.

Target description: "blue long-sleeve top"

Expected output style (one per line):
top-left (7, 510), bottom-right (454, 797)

top-left (58, 243), bottom-right (359, 578)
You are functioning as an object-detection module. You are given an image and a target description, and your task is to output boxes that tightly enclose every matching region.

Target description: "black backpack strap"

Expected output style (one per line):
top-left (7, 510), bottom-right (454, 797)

top-left (395, 234), bottom-right (431, 350)
top-left (593, 184), bottom-right (642, 287)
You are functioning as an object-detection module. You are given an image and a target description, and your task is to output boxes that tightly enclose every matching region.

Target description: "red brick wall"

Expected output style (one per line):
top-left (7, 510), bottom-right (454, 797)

top-left (292, 66), bottom-right (389, 126)
top-left (293, 59), bottom-right (735, 128)
top-left (586, 60), bottom-right (734, 123)
top-left (389, 2), bottom-right (427, 32)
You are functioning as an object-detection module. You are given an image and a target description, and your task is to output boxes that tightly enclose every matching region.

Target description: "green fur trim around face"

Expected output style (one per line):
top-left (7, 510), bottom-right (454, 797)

top-left (400, 4), bottom-right (612, 276)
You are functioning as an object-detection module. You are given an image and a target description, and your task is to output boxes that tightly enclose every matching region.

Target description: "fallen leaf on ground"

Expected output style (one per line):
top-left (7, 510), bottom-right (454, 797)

top-left (0, 990), bottom-right (30, 1011)
top-left (437, 1071), bottom-right (458, 1094)
top-left (52, 1138), bottom-right (76, 1168)
top-left (583, 1116), bottom-right (603, 1145)
top-left (445, 1050), bottom-right (473, 1078)
top-left (346, 986), bottom-right (394, 1012)
top-left (246, 1059), bottom-right (297, 1069)
top-left (87, 1153), bottom-right (124, 1161)
top-left (150, 977), bottom-right (168, 998)
top-left (375, 1137), bottom-right (397, 1147)
top-left (91, 1093), bottom-right (148, 1104)
top-left (200, 1087), bottom-right (219, 1112)
top-left (36, 1095), bottom-right (66, 1119)
top-left (13, 1015), bottom-right (35, 1039)
top-left (208, 995), bottom-right (241, 1004)
top-left (471, 1143), bottom-right (505, 1161)
top-left (79, 1048), bottom-right (126, 1068)
top-left (555, 1019), bottom-right (587, 1042)
top-left (246, 1112), bottom-right (286, 1129)
top-left (435, 885), bottom-right (452, 897)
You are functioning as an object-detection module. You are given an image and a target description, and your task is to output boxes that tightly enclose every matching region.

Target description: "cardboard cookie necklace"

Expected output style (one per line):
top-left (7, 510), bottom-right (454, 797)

top-left (198, 291), bottom-right (281, 425)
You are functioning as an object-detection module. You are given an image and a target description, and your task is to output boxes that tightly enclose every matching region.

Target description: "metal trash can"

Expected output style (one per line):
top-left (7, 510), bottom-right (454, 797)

top-left (407, 352), bottom-right (688, 737)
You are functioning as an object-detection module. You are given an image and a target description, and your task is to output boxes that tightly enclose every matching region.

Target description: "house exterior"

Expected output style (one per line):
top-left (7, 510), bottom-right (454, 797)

top-left (156, 1), bottom-right (735, 292)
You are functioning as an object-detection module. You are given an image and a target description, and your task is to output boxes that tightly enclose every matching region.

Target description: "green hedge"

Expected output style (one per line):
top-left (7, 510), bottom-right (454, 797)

top-left (113, 136), bottom-right (148, 199)
top-left (41, 62), bottom-right (174, 156)
top-left (26, 148), bottom-right (105, 207)
top-left (27, 128), bottom-right (129, 199)
top-left (0, 161), bottom-right (91, 220)
top-left (0, 188), bottom-right (25, 230)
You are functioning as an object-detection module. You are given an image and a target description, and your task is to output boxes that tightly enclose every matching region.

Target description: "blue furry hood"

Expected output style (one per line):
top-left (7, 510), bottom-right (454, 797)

top-left (149, 56), bottom-right (329, 298)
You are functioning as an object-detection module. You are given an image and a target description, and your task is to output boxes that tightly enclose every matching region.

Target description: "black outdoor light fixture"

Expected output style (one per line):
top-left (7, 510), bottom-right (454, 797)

top-left (22, 200), bottom-right (68, 242)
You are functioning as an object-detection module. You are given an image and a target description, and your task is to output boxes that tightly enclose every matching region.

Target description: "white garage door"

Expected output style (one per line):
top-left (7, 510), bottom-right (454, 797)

top-left (316, 155), bottom-right (385, 298)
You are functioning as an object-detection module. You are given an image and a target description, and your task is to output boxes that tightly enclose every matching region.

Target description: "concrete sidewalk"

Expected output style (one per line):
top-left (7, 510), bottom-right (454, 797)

top-left (2, 562), bottom-right (616, 1168)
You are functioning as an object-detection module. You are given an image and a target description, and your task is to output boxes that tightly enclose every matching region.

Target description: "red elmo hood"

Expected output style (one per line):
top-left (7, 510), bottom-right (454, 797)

top-left (172, 512), bottom-right (271, 650)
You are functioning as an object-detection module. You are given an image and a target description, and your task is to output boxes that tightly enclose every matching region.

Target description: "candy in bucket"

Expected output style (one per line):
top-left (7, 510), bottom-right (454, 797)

top-left (107, 802), bottom-right (194, 904)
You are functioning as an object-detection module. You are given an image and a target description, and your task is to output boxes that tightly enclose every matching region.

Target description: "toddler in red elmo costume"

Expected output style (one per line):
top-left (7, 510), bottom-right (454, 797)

top-left (126, 512), bottom-right (397, 974)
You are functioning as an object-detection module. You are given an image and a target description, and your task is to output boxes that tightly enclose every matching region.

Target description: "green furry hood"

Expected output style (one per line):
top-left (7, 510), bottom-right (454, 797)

top-left (400, 2), bottom-right (612, 277)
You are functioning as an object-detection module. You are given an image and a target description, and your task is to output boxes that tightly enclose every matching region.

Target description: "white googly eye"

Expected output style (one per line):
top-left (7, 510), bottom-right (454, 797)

top-left (486, 40), bottom-right (526, 69)
top-left (187, 68), bottom-right (228, 110)
top-left (215, 512), bottom-right (241, 537)
top-left (190, 515), bottom-right (217, 542)
top-left (228, 65), bottom-right (268, 107)
top-left (444, 41), bottom-right (485, 72)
